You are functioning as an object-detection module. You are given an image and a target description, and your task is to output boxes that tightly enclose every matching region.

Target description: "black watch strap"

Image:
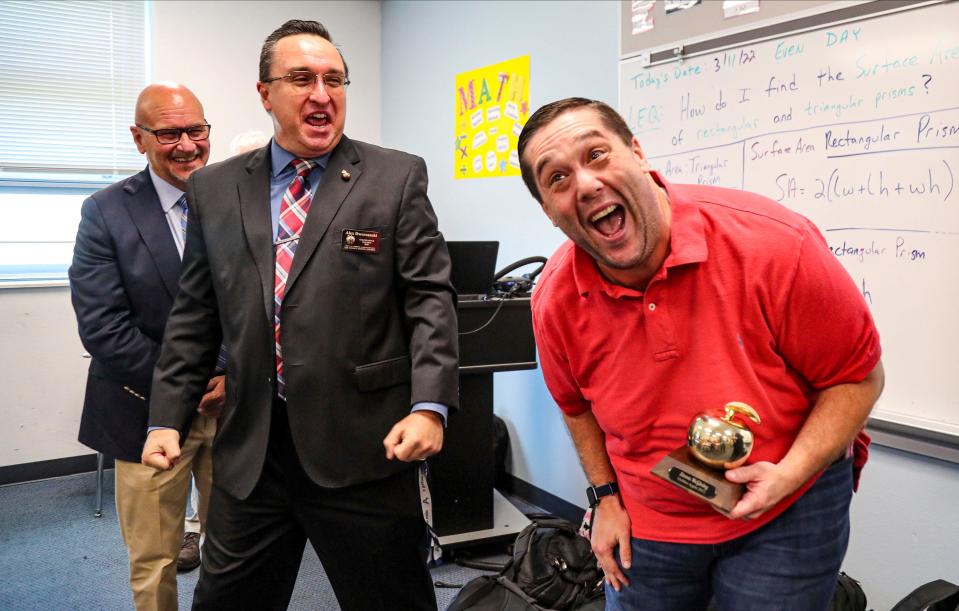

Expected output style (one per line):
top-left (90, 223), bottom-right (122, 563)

top-left (586, 482), bottom-right (619, 508)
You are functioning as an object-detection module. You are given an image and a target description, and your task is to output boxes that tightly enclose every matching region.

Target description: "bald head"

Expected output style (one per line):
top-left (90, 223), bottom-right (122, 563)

top-left (131, 82), bottom-right (210, 191)
top-left (135, 82), bottom-right (204, 125)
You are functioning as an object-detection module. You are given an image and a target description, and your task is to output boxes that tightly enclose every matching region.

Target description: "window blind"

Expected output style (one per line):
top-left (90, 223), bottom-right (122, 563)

top-left (0, 0), bottom-right (147, 180)
top-left (0, 0), bottom-right (147, 285)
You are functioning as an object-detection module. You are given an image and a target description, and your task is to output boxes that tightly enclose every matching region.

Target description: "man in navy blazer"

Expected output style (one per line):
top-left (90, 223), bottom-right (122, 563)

top-left (142, 20), bottom-right (458, 611)
top-left (69, 82), bottom-right (223, 611)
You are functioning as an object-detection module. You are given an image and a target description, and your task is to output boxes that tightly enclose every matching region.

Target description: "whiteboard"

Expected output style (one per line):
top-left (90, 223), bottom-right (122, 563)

top-left (619, 1), bottom-right (959, 438)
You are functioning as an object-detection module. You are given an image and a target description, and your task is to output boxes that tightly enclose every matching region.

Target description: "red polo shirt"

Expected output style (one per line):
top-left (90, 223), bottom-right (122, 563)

top-left (532, 173), bottom-right (881, 543)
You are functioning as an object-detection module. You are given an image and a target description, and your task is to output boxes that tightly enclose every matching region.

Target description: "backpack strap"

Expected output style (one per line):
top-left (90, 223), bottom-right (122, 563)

top-left (496, 576), bottom-right (553, 608)
top-left (447, 575), bottom-right (557, 611)
top-left (890, 579), bottom-right (959, 611)
top-left (526, 515), bottom-right (581, 535)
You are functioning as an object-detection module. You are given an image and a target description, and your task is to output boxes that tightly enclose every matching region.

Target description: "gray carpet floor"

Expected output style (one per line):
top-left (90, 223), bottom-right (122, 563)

top-left (0, 470), bottom-right (525, 610)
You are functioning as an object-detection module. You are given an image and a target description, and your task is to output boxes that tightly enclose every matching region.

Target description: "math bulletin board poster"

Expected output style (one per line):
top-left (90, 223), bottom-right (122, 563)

top-left (454, 55), bottom-right (530, 180)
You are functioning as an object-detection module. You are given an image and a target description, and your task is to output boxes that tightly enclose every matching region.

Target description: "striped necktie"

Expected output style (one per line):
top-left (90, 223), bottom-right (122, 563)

top-left (274, 158), bottom-right (316, 399)
top-left (175, 194), bottom-right (188, 242)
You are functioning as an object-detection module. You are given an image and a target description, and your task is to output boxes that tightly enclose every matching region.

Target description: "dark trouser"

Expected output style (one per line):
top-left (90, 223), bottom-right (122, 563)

top-left (192, 402), bottom-right (437, 611)
top-left (607, 455), bottom-right (854, 611)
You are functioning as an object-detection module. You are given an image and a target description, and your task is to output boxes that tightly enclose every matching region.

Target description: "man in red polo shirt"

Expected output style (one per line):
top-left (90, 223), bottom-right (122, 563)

top-left (517, 98), bottom-right (884, 611)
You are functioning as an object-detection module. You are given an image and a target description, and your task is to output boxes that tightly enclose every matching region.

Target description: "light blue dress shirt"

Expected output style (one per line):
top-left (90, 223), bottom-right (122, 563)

top-left (148, 167), bottom-right (189, 258)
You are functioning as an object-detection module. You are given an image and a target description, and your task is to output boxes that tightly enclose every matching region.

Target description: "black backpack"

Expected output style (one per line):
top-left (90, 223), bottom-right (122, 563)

top-left (447, 515), bottom-right (604, 611)
top-left (832, 572), bottom-right (867, 611)
top-left (447, 575), bottom-right (546, 611)
top-left (891, 579), bottom-right (959, 611)
top-left (502, 515), bottom-right (604, 610)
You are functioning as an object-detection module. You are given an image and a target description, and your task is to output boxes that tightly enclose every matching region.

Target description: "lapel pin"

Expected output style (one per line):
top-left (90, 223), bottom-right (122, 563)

top-left (341, 169), bottom-right (351, 181)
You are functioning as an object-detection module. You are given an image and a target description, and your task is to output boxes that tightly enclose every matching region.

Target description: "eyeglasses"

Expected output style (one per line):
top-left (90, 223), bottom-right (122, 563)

top-left (136, 123), bottom-right (211, 145)
top-left (261, 70), bottom-right (350, 92)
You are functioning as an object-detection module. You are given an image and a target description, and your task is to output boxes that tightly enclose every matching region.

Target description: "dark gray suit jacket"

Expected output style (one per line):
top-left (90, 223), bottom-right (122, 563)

top-left (70, 168), bottom-right (183, 462)
top-left (149, 136), bottom-right (459, 499)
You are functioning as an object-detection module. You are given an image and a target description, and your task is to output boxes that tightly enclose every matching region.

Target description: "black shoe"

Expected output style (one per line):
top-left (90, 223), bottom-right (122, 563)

top-left (177, 532), bottom-right (201, 572)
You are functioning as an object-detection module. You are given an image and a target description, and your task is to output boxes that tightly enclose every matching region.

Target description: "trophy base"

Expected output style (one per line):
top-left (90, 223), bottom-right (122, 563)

top-left (651, 446), bottom-right (743, 516)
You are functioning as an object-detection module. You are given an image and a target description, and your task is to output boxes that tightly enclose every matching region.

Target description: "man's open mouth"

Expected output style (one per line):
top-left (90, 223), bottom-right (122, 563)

top-left (590, 204), bottom-right (625, 237)
top-left (305, 112), bottom-right (330, 127)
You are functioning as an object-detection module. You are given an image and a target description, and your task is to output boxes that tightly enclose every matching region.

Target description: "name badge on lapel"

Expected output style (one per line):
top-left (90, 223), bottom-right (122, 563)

top-left (342, 229), bottom-right (381, 254)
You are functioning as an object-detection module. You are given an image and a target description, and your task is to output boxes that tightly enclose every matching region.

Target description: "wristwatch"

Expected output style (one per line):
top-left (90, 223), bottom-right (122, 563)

top-left (586, 482), bottom-right (619, 508)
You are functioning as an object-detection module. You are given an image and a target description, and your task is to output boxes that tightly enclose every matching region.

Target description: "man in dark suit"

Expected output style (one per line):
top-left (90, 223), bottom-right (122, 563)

top-left (141, 20), bottom-right (459, 611)
top-left (69, 82), bottom-right (224, 610)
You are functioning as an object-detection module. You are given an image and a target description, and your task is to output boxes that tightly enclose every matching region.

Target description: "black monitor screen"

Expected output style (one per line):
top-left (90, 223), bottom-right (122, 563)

top-left (446, 241), bottom-right (499, 297)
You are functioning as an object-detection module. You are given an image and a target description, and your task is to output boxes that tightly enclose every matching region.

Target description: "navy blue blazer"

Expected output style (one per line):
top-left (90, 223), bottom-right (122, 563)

top-left (69, 167), bottom-right (184, 462)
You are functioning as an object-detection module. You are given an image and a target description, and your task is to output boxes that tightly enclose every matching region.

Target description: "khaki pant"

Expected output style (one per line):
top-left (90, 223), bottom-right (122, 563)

top-left (115, 415), bottom-right (215, 611)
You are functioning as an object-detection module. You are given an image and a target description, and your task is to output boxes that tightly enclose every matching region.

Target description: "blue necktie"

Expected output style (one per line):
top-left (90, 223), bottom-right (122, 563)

top-left (175, 194), bottom-right (188, 243)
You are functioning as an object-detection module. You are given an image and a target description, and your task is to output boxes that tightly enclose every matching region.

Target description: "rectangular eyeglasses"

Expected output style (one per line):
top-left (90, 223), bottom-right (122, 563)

top-left (136, 123), bottom-right (211, 145)
top-left (261, 70), bottom-right (350, 91)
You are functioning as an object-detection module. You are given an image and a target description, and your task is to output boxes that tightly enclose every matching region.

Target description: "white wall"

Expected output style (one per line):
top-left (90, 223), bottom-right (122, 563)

top-left (152, 0), bottom-right (382, 160)
top-left (0, 0), bottom-right (382, 469)
top-left (0, 288), bottom-right (88, 465)
top-left (381, 0), bottom-right (623, 505)
top-left (380, 2), bottom-right (959, 609)
top-left (847, 445), bottom-right (959, 608)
